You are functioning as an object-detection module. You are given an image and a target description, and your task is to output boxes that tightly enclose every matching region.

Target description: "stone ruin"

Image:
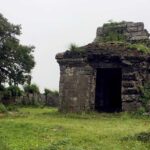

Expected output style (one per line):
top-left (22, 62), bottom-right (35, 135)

top-left (56, 21), bottom-right (150, 113)
top-left (95, 21), bottom-right (149, 42)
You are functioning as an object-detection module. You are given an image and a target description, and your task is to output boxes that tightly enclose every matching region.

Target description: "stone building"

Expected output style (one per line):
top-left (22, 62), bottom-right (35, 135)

top-left (56, 22), bottom-right (150, 113)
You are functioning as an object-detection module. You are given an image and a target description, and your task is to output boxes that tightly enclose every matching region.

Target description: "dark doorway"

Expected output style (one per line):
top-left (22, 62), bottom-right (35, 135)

top-left (95, 68), bottom-right (122, 112)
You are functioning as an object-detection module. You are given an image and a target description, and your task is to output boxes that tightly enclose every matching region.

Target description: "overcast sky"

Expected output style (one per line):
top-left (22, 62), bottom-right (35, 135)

top-left (0, 0), bottom-right (150, 91)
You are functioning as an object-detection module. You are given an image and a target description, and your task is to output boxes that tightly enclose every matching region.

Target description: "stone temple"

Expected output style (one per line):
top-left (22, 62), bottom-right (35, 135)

top-left (56, 21), bottom-right (150, 113)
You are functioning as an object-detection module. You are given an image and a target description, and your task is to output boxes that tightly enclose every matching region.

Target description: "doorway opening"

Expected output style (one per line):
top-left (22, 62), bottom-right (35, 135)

top-left (95, 68), bottom-right (122, 112)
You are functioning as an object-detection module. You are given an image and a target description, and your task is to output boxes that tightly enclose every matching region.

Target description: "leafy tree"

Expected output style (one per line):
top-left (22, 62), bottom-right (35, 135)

top-left (23, 84), bottom-right (39, 94)
top-left (0, 13), bottom-right (35, 85)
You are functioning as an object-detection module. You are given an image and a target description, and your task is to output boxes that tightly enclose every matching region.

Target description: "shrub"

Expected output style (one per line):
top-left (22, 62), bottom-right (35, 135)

top-left (69, 43), bottom-right (78, 51)
top-left (0, 103), bottom-right (7, 113)
top-left (24, 84), bottom-right (39, 94)
top-left (3, 85), bottom-right (23, 99)
top-left (136, 107), bottom-right (146, 115)
top-left (140, 83), bottom-right (150, 112)
top-left (6, 105), bottom-right (18, 112)
top-left (69, 44), bottom-right (85, 52)
top-left (98, 21), bottom-right (126, 42)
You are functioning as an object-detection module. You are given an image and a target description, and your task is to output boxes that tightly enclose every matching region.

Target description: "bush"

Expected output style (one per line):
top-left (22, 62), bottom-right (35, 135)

top-left (3, 86), bottom-right (23, 99)
top-left (24, 84), bottom-right (39, 94)
top-left (6, 105), bottom-right (18, 112)
top-left (136, 107), bottom-right (146, 115)
top-left (0, 103), bottom-right (7, 113)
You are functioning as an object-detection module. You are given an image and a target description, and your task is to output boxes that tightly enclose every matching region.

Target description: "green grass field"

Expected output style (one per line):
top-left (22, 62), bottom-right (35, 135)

top-left (0, 107), bottom-right (150, 150)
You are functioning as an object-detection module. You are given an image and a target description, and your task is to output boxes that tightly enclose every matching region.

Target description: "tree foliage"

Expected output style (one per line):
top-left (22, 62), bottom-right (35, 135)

top-left (23, 84), bottom-right (39, 94)
top-left (0, 13), bottom-right (35, 85)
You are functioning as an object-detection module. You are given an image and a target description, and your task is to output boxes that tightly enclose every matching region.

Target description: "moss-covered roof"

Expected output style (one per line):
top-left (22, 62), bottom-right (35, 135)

top-left (56, 42), bottom-right (150, 61)
top-left (56, 21), bottom-right (150, 60)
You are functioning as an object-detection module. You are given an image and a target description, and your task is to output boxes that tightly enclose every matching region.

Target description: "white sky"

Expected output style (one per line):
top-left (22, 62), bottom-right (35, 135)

top-left (0, 0), bottom-right (150, 92)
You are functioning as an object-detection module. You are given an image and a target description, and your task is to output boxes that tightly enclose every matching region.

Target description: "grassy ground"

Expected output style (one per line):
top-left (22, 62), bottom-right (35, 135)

top-left (0, 108), bottom-right (150, 150)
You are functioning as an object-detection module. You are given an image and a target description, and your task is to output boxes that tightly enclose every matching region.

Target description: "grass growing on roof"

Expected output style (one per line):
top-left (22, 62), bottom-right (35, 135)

top-left (127, 43), bottom-right (150, 53)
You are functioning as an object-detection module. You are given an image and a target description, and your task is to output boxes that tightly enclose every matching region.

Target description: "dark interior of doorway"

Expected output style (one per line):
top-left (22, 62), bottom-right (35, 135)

top-left (95, 68), bottom-right (122, 112)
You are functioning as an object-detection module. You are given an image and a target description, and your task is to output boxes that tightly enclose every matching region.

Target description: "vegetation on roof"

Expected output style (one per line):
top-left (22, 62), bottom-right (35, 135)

top-left (96, 20), bottom-right (126, 42)
top-left (127, 43), bottom-right (150, 54)
top-left (68, 43), bottom-right (85, 53)
top-left (96, 20), bottom-right (150, 53)
top-left (68, 20), bottom-right (150, 54)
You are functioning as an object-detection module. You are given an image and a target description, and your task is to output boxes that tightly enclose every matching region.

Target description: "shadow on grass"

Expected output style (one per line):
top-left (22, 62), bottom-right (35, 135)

top-left (40, 110), bottom-right (129, 120)
top-left (34, 138), bottom-right (84, 150)
top-left (0, 140), bottom-right (10, 150)
top-left (121, 132), bottom-right (150, 143)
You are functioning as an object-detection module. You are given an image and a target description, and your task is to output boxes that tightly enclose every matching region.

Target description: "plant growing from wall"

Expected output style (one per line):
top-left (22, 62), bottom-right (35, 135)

top-left (97, 21), bottom-right (126, 42)
top-left (127, 43), bottom-right (150, 53)
top-left (140, 83), bottom-right (150, 112)
top-left (69, 43), bottom-right (85, 53)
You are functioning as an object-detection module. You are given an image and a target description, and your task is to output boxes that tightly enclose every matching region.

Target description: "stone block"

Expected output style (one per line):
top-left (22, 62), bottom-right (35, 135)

top-left (122, 81), bottom-right (135, 88)
top-left (122, 73), bottom-right (137, 81)
top-left (127, 26), bottom-right (138, 32)
top-left (122, 88), bottom-right (139, 95)
top-left (122, 101), bottom-right (142, 111)
top-left (130, 35), bottom-right (149, 41)
top-left (122, 94), bottom-right (139, 102)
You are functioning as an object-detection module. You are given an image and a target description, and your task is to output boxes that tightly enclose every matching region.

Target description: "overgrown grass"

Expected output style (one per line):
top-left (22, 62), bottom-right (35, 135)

top-left (0, 107), bottom-right (150, 150)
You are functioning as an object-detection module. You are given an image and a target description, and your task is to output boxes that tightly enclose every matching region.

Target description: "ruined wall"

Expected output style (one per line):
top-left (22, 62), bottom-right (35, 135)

top-left (95, 22), bottom-right (149, 42)
top-left (121, 56), bottom-right (150, 111)
top-left (56, 20), bottom-right (150, 113)
top-left (56, 50), bottom-right (150, 112)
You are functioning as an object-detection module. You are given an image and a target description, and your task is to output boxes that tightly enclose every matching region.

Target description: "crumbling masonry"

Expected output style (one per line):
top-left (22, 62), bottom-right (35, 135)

top-left (56, 22), bottom-right (150, 112)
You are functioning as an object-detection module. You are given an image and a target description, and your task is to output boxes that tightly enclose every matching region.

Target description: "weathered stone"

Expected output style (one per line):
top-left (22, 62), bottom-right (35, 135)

top-left (122, 81), bottom-right (135, 88)
top-left (56, 22), bottom-right (150, 113)
top-left (122, 101), bottom-right (142, 111)
top-left (95, 21), bottom-right (149, 42)
top-left (130, 36), bottom-right (149, 41)
top-left (122, 94), bottom-right (140, 102)
top-left (122, 73), bottom-right (137, 81)
top-left (122, 88), bottom-right (139, 95)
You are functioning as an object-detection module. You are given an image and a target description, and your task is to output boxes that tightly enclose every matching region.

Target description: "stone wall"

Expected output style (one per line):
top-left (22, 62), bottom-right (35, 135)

top-left (59, 60), bottom-right (94, 112)
top-left (56, 44), bottom-right (150, 112)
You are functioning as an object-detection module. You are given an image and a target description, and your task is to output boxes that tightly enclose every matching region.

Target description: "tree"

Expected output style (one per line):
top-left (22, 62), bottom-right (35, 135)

top-left (0, 13), bottom-right (35, 85)
top-left (23, 84), bottom-right (39, 94)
